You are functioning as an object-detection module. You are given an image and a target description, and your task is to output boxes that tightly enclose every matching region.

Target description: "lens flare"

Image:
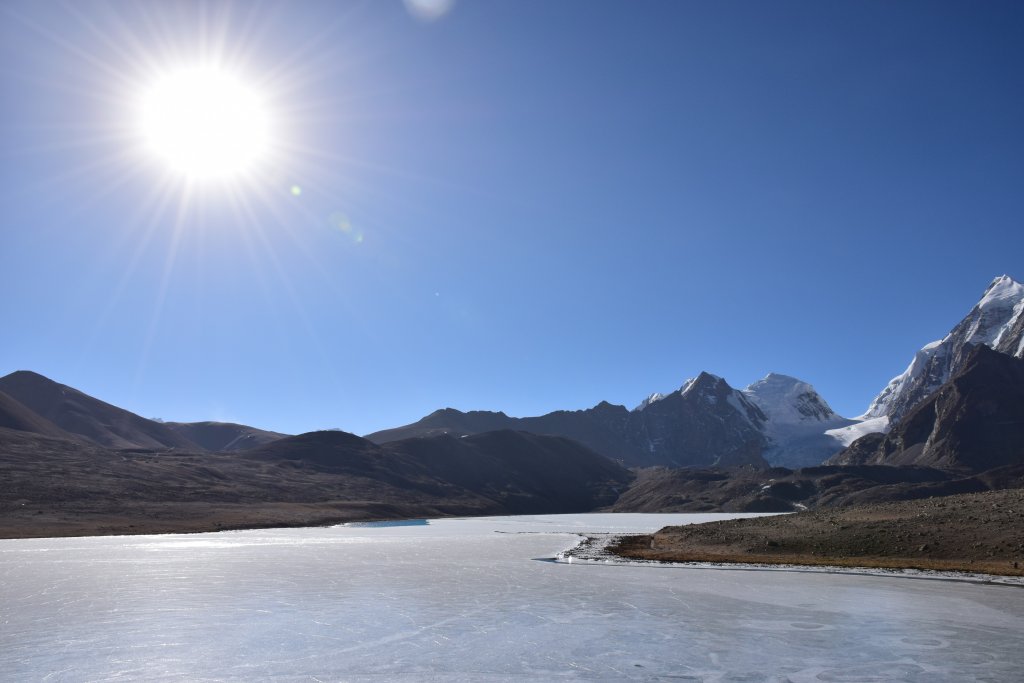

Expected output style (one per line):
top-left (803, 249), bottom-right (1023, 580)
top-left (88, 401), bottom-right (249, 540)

top-left (328, 211), bottom-right (364, 244)
top-left (404, 0), bottom-right (456, 22)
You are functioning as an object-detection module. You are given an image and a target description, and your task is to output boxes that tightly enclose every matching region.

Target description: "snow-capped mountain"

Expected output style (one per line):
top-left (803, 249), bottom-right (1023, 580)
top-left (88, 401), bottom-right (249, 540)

top-left (744, 373), bottom-right (839, 424)
top-left (742, 373), bottom-right (856, 468)
top-left (830, 345), bottom-right (1024, 471)
top-left (864, 275), bottom-right (1024, 424)
top-left (368, 371), bottom-right (771, 469)
top-left (629, 372), bottom-right (768, 468)
top-left (370, 277), bottom-right (1024, 469)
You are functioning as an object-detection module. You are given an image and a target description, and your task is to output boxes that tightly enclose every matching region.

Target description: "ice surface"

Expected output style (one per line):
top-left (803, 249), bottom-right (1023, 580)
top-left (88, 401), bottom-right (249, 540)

top-left (2, 513), bottom-right (1023, 681)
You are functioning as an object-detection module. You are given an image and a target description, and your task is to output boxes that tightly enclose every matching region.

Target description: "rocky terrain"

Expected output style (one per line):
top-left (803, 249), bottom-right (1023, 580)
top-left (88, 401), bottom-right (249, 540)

top-left (163, 420), bottom-right (288, 451)
top-left (830, 345), bottom-right (1024, 471)
top-left (0, 426), bottom-right (630, 538)
top-left (611, 488), bottom-right (1024, 576)
top-left (609, 462), bottom-right (1024, 512)
top-left (864, 274), bottom-right (1024, 423)
top-left (368, 372), bottom-right (774, 469)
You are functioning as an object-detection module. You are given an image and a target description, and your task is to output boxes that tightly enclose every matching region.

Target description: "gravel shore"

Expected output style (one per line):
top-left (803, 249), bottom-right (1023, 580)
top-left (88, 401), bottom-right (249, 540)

top-left (609, 488), bottom-right (1024, 577)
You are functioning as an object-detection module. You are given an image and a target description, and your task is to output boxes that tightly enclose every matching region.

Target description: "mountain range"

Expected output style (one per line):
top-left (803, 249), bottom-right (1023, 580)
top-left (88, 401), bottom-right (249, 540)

top-left (0, 396), bottom-right (630, 538)
top-left (3, 275), bottom-right (1021, 471)
top-left (367, 275), bottom-right (1024, 470)
top-left (1, 274), bottom-right (1022, 537)
top-left (367, 372), bottom-right (857, 469)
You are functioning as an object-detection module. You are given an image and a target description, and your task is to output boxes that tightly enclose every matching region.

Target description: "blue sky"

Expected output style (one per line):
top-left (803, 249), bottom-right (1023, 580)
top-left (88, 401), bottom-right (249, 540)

top-left (1, 1), bottom-right (1022, 435)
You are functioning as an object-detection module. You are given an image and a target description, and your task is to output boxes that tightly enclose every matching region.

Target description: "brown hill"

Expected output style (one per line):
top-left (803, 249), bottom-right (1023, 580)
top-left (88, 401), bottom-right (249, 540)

top-left (0, 425), bottom-right (631, 538)
top-left (0, 390), bottom-right (81, 441)
top-left (164, 421), bottom-right (287, 451)
top-left (246, 429), bottom-right (631, 515)
top-left (0, 371), bottom-right (196, 450)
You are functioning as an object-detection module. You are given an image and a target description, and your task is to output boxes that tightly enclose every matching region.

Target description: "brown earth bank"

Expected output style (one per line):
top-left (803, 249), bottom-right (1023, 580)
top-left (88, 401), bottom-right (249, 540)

top-left (0, 501), bottom-right (482, 539)
top-left (610, 488), bottom-right (1024, 577)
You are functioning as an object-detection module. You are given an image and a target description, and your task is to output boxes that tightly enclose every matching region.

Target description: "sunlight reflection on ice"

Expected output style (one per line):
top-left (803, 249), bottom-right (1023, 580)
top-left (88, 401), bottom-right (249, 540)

top-left (1, 513), bottom-right (1022, 681)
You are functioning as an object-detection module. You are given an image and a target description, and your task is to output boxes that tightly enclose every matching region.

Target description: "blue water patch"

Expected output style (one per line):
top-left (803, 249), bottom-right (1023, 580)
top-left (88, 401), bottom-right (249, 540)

top-left (344, 519), bottom-right (430, 528)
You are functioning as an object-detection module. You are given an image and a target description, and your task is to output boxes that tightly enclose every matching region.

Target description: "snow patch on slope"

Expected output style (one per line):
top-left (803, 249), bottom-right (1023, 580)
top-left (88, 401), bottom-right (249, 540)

top-left (742, 373), bottom-right (859, 467)
top-left (825, 416), bottom-right (891, 448)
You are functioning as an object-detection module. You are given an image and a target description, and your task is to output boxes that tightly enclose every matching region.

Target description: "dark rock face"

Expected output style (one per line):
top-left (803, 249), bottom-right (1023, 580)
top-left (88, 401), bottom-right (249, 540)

top-left (833, 346), bottom-right (1024, 472)
top-left (367, 372), bottom-right (770, 469)
top-left (865, 275), bottom-right (1024, 424)
top-left (829, 432), bottom-right (885, 466)
top-left (0, 371), bottom-right (196, 450)
top-left (627, 373), bottom-right (767, 468)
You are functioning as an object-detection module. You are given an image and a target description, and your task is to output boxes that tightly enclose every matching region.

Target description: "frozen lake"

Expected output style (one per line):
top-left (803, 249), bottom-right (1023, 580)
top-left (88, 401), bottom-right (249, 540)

top-left (2, 513), bottom-right (1023, 681)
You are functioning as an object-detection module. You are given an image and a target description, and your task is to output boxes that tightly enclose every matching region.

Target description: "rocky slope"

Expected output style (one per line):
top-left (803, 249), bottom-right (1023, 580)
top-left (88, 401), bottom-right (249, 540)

top-left (0, 371), bottom-right (283, 452)
top-left (864, 275), bottom-right (1024, 423)
top-left (0, 371), bottom-right (196, 450)
top-left (831, 345), bottom-right (1024, 472)
top-left (0, 390), bottom-right (82, 442)
top-left (609, 462), bottom-right (1024, 513)
top-left (164, 420), bottom-right (287, 451)
top-left (368, 372), bottom-right (771, 468)
top-left (0, 425), bottom-right (631, 538)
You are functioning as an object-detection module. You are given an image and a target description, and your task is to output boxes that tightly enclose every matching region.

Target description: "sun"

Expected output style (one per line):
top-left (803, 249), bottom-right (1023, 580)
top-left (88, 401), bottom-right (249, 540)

top-left (139, 66), bottom-right (271, 181)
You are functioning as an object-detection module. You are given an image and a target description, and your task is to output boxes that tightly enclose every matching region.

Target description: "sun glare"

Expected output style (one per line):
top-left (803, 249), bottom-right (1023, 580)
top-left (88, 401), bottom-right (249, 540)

top-left (140, 67), bottom-right (271, 180)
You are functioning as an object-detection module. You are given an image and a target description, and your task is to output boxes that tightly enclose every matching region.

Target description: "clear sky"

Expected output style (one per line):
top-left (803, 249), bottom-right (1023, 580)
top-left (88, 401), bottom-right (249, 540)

top-left (1, 1), bottom-right (1022, 435)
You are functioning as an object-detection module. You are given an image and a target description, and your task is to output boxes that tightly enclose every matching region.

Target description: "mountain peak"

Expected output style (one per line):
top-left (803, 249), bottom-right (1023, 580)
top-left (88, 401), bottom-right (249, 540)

top-left (753, 372), bottom-right (802, 387)
top-left (743, 373), bottom-right (838, 424)
top-left (591, 400), bottom-right (627, 414)
top-left (979, 274), bottom-right (1024, 310)
top-left (864, 274), bottom-right (1024, 422)
top-left (1, 370), bottom-right (62, 388)
top-left (634, 392), bottom-right (665, 411)
top-left (0, 370), bottom-right (198, 450)
top-left (681, 371), bottom-right (724, 396)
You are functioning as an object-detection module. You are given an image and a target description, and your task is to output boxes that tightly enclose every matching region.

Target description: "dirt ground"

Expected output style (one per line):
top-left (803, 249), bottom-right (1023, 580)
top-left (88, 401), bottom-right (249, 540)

top-left (0, 500), bottom-right (461, 539)
top-left (610, 488), bottom-right (1024, 576)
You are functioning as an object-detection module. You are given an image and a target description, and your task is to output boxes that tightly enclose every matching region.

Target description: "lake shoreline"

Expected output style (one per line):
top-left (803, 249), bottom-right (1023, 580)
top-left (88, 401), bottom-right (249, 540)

top-left (556, 533), bottom-right (1024, 586)
top-left (0, 501), bottom-right (453, 540)
top-left (601, 489), bottom-right (1024, 581)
